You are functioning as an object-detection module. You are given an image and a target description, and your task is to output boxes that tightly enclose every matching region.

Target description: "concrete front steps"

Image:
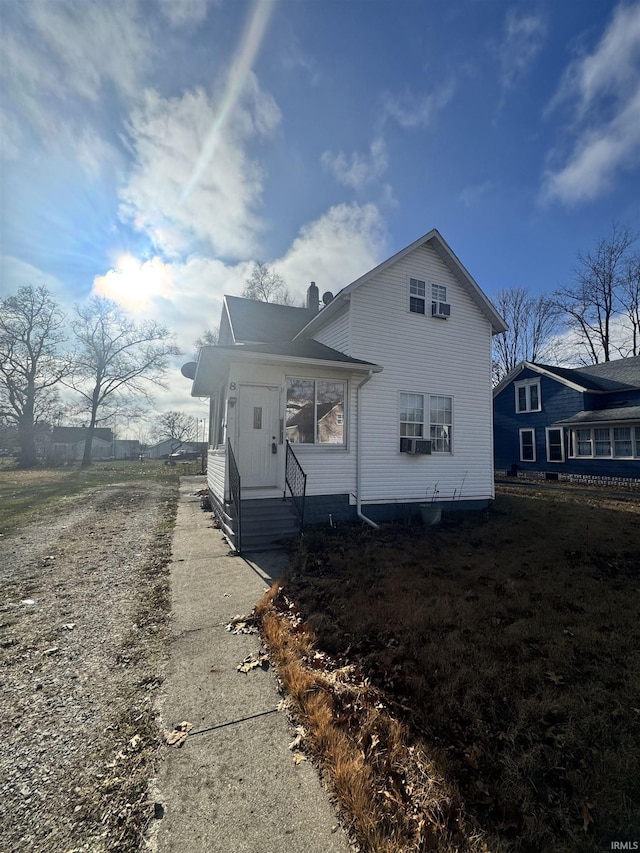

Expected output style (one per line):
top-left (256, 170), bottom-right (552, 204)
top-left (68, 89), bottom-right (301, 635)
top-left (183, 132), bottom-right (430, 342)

top-left (240, 497), bottom-right (301, 551)
top-left (211, 492), bottom-right (301, 552)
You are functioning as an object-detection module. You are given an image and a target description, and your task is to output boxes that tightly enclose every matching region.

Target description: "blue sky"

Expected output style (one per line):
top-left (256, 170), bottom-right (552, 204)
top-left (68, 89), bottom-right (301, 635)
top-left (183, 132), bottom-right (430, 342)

top-left (1, 0), bottom-right (640, 419)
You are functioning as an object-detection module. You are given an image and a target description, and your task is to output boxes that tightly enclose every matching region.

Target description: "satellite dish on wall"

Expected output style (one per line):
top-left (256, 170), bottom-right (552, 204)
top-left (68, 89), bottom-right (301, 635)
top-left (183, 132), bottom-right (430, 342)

top-left (181, 362), bottom-right (197, 379)
top-left (322, 291), bottom-right (334, 306)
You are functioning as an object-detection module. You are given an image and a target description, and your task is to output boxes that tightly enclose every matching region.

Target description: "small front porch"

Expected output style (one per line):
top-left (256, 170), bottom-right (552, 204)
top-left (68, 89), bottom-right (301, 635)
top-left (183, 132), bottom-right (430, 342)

top-left (207, 440), bottom-right (307, 553)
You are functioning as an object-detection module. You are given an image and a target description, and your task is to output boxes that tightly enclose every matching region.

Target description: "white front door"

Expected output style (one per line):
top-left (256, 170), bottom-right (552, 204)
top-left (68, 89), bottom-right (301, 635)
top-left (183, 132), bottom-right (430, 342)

top-left (237, 385), bottom-right (280, 487)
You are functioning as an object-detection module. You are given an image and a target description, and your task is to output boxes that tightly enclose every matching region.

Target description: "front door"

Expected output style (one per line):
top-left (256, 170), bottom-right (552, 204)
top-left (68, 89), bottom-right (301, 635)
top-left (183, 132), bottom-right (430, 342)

top-left (237, 385), bottom-right (280, 487)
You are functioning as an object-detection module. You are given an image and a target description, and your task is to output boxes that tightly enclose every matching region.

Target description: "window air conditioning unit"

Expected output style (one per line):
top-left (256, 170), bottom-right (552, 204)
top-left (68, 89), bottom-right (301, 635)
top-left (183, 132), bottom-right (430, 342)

top-left (431, 302), bottom-right (451, 318)
top-left (400, 438), bottom-right (432, 455)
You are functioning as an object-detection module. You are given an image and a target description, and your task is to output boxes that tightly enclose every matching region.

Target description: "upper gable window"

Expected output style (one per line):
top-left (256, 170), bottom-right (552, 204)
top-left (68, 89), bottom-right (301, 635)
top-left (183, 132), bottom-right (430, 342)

top-left (514, 379), bottom-right (541, 413)
top-left (432, 284), bottom-right (447, 305)
top-left (409, 278), bottom-right (426, 314)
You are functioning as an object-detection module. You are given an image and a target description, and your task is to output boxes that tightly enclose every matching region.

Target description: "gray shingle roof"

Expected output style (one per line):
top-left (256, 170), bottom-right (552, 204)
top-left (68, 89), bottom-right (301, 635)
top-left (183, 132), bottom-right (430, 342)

top-left (538, 356), bottom-right (640, 392)
top-left (216, 339), bottom-right (379, 367)
top-left (555, 405), bottom-right (640, 425)
top-left (52, 427), bottom-right (113, 443)
top-left (225, 296), bottom-right (314, 343)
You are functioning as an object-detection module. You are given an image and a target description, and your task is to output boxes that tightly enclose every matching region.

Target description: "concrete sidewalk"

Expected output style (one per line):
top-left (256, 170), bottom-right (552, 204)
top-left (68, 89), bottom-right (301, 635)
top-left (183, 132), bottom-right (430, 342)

top-left (150, 477), bottom-right (349, 853)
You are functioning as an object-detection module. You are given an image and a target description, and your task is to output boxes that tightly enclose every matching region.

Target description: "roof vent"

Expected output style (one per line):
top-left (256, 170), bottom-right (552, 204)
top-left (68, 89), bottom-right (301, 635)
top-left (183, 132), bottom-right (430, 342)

top-left (322, 291), bottom-right (334, 306)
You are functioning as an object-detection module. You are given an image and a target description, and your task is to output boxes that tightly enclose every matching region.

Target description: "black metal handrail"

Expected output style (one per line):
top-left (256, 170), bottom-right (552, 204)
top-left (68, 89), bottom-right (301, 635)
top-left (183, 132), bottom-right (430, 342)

top-left (227, 438), bottom-right (242, 553)
top-left (284, 440), bottom-right (307, 529)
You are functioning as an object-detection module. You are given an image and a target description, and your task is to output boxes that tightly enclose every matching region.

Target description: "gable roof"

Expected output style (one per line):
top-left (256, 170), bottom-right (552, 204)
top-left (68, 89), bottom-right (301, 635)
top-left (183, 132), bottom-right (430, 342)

top-left (494, 356), bottom-right (640, 396)
top-left (294, 228), bottom-right (508, 338)
top-left (52, 426), bottom-right (113, 443)
top-left (223, 295), bottom-right (314, 344)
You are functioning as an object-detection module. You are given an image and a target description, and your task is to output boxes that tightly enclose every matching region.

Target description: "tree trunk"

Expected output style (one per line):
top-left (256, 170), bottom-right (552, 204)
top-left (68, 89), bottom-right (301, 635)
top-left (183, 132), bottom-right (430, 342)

top-left (17, 395), bottom-right (37, 468)
top-left (81, 389), bottom-right (101, 469)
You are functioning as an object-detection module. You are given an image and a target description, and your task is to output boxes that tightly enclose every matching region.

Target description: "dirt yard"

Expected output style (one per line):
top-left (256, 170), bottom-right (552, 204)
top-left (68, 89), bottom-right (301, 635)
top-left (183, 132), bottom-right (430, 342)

top-left (0, 478), bottom-right (177, 853)
top-left (259, 482), bottom-right (640, 852)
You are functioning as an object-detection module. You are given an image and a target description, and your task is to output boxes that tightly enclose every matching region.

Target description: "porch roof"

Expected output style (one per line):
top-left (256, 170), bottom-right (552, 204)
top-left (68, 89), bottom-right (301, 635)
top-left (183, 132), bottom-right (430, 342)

top-left (554, 405), bottom-right (640, 426)
top-left (190, 341), bottom-right (381, 396)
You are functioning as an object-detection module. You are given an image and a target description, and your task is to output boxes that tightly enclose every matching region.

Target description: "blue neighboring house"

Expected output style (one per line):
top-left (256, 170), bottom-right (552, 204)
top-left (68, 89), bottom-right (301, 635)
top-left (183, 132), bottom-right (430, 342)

top-left (493, 356), bottom-right (640, 485)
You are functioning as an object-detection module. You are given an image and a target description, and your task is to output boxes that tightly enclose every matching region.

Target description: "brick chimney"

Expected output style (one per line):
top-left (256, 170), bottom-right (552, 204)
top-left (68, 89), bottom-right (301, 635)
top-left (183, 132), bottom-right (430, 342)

top-left (306, 281), bottom-right (320, 313)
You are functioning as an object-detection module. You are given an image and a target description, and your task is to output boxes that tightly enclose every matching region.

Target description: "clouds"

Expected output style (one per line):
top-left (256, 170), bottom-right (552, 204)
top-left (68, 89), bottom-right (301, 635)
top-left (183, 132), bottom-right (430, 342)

top-left (541, 2), bottom-right (640, 206)
top-left (321, 138), bottom-right (388, 191)
top-left (495, 9), bottom-right (547, 92)
top-left (119, 80), bottom-right (281, 259)
top-left (276, 203), bottom-right (386, 295)
top-left (381, 82), bottom-right (456, 129)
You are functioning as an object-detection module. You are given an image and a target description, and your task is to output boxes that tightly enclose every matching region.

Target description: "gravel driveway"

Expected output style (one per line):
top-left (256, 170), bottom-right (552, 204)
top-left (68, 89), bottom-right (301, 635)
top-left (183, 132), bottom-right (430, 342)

top-left (0, 480), bottom-right (176, 853)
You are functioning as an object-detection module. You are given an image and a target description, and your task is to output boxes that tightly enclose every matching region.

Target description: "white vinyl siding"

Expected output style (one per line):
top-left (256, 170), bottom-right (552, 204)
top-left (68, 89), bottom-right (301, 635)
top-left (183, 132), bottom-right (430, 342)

top-left (348, 243), bottom-right (495, 504)
top-left (312, 306), bottom-right (350, 354)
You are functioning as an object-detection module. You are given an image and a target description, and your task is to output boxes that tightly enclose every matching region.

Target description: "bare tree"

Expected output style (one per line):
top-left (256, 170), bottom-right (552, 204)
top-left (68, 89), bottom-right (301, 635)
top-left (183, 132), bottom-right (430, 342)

top-left (67, 297), bottom-right (180, 467)
top-left (492, 287), bottom-right (559, 382)
top-left (195, 327), bottom-right (219, 347)
top-left (242, 261), bottom-right (293, 304)
top-left (553, 223), bottom-right (636, 363)
top-left (621, 252), bottom-right (640, 357)
top-left (155, 410), bottom-right (196, 443)
top-left (193, 326), bottom-right (219, 359)
top-left (0, 286), bottom-right (69, 467)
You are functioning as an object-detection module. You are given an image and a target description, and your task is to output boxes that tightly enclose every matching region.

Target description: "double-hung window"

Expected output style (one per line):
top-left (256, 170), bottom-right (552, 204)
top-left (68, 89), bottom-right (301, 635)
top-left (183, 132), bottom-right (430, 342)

top-left (546, 427), bottom-right (564, 462)
top-left (519, 428), bottom-right (536, 462)
top-left (399, 393), bottom-right (452, 453)
top-left (409, 278), bottom-right (426, 314)
top-left (285, 379), bottom-right (345, 445)
top-left (515, 379), bottom-right (541, 413)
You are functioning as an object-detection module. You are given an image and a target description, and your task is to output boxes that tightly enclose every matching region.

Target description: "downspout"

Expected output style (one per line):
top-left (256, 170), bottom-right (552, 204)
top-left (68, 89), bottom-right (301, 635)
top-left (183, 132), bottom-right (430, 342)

top-left (356, 371), bottom-right (379, 529)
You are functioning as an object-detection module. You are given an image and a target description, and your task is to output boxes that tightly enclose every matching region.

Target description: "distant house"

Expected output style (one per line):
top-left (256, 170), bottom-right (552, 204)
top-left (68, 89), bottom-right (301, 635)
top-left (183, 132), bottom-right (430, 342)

top-left (183, 228), bottom-right (507, 550)
top-left (48, 427), bottom-right (113, 463)
top-left (114, 439), bottom-right (142, 460)
top-left (493, 357), bottom-right (640, 485)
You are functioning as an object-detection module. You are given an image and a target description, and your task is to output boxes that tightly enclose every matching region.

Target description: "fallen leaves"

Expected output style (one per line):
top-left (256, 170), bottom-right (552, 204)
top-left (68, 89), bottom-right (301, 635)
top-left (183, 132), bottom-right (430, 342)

top-left (580, 797), bottom-right (595, 832)
top-left (165, 721), bottom-right (193, 748)
top-left (226, 614), bottom-right (258, 635)
top-left (236, 652), bottom-right (269, 673)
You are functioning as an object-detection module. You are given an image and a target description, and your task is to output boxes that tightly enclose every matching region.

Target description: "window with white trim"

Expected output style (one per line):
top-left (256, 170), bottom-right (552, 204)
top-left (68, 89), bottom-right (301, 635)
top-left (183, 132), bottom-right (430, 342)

top-left (430, 395), bottom-right (452, 452)
top-left (570, 425), bottom-right (640, 458)
top-left (432, 283), bottom-right (447, 304)
top-left (546, 427), bottom-right (564, 462)
top-left (399, 393), bottom-right (452, 453)
top-left (515, 379), bottom-right (541, 413)
top-left (285, 378), bottom-right (345, 445)
top-left (409, 278), bottom-right (426, 314)
top-left (519, 428), bottom-right (536, 462)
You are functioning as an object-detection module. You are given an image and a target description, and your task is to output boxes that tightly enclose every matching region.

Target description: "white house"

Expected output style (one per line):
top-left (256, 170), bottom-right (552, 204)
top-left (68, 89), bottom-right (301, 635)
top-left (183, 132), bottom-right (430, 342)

top-left (184, 229), bottom-right (507, 550)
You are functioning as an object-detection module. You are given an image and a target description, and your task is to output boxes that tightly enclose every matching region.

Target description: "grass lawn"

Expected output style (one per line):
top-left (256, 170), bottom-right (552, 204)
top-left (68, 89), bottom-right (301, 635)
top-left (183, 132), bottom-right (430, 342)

top-left (0, 459), bottom-right (200, 536)
top-left (258, 484), bottom-right (640, 852)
